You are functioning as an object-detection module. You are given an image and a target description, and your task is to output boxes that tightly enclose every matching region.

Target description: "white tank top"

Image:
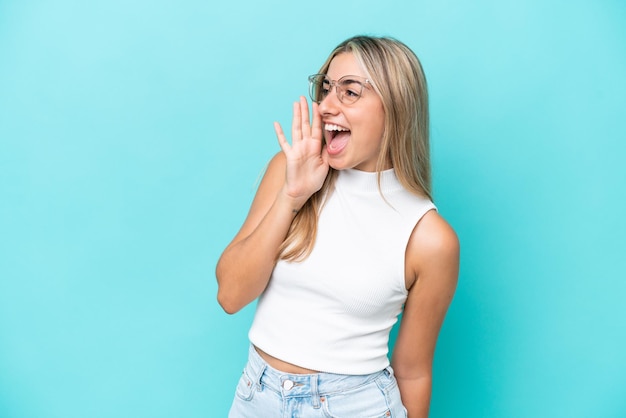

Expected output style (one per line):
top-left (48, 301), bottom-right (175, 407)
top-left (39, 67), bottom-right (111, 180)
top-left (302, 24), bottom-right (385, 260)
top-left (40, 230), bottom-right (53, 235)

top-left (249, 168), bottom-right (436, 374)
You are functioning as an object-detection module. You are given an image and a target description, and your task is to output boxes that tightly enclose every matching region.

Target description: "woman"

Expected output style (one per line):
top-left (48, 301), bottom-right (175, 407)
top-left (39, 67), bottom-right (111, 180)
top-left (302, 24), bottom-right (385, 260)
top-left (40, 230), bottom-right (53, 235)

top-left (216, 35), bottom-right (459, 417)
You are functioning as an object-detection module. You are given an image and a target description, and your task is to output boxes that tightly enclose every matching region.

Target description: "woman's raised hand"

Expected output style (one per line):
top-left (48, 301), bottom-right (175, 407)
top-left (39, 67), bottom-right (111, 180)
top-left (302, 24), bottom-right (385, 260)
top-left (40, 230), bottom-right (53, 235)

top-left (274, 96), bottom-right (329, 209)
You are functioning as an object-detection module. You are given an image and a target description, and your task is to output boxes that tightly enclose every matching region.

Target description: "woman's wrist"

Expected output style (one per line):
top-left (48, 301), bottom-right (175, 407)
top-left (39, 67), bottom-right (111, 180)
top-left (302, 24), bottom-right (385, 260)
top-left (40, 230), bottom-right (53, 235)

top-left (277, 186), bottom-right (309, 215)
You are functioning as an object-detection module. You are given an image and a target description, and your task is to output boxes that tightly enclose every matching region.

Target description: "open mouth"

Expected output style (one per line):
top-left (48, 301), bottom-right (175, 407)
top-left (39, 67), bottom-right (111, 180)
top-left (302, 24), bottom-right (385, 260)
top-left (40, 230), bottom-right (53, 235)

top-left (325, 123), bottom-right (351, 154)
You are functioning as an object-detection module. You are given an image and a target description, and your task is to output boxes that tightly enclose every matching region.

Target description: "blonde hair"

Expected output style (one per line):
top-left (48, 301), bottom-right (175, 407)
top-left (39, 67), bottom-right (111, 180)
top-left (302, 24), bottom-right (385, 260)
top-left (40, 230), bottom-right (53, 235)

top-left (279, 35), bottom-right (431, 261)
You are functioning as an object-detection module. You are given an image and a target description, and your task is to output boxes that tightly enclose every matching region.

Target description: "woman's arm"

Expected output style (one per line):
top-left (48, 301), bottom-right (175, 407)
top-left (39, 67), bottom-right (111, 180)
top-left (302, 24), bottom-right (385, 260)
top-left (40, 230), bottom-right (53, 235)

top-left (216, 98), bottom-right (328, 314)
top-left (216, 151), bottom-right (297, 314)
top-left (392, 210), bottom-right (460, 417)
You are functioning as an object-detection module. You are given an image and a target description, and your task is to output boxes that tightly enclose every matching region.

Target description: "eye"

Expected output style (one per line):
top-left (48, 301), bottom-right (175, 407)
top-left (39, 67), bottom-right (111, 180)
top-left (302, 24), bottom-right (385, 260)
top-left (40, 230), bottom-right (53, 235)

top-left (344, 88), bottom-right (360, 98)
top-left (340, 80), bottom-right (363, 98)
top-left (309, 75), bottom-right (333, 103)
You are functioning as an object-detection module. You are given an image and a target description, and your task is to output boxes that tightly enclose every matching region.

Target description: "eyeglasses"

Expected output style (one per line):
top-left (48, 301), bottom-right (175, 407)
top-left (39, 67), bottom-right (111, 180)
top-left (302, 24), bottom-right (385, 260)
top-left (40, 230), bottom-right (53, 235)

top-left (308, 74), bottom-right (372, 104)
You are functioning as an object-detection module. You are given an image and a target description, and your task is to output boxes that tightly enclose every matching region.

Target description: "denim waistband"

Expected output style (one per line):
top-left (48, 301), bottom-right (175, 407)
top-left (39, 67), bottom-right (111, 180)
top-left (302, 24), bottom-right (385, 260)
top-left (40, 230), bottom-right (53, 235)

top-left (245, 344), bottom-right (391, 399)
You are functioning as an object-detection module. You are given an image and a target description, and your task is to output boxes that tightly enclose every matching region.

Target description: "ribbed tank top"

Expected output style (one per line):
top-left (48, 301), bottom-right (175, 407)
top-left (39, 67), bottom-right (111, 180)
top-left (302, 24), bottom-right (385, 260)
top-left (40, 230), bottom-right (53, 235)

top-left (249, 168), bottom-right (436, 374)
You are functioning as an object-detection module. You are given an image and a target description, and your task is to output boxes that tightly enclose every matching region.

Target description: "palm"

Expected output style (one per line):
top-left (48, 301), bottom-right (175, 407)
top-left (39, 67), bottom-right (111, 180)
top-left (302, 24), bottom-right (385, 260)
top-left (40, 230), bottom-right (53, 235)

top-left (275, 97), bottom-right (329, 201)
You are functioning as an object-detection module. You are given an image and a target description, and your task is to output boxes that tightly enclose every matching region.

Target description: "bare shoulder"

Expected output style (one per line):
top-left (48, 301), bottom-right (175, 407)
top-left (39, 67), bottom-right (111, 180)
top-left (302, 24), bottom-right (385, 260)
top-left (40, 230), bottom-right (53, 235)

top-left (406, 210), bottom-right (460, 288)
top-left (263, 151), bottom-right (287, 182)
top-left (411, 210), bottom-right (459, 258)
top-left (237, 151), bottom-right (286, 216)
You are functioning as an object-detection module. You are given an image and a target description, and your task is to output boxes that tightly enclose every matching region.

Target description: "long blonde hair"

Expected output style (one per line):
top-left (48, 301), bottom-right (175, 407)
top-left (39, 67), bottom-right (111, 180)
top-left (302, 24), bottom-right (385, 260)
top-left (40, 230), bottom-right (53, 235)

top-left (278, 35), bottom-right (431, 261)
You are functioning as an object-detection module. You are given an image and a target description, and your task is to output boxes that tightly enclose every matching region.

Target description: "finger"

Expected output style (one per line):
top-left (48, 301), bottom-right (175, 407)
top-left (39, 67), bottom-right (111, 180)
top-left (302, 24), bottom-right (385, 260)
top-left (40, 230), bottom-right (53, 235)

top-left (299, 96), bottom-right (310, 136)
top-left (291, 101), bottom-right (302, 143)
top-left (311, 102), bottom-right (323, 142)
top-left (321, 141), bottom-right (329, 163)
top-left (274, 121), bottom-right (291, 153)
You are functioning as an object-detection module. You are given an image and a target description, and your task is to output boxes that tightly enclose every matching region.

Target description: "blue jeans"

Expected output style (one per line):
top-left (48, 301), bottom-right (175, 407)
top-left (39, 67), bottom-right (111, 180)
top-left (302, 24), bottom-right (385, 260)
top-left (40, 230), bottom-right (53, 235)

top-left (228, 345), bottom-right (407, 417)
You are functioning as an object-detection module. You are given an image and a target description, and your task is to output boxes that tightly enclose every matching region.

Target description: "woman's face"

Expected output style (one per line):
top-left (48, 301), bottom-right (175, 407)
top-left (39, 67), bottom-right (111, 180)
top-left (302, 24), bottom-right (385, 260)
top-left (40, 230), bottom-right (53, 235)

top-left (318, 53), bottom-right (387, 172)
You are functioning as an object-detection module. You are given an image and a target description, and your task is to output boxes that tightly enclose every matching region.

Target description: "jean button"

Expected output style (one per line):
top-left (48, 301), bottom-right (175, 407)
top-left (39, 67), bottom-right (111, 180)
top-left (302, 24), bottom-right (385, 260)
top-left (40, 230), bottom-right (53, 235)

top-left (282, 380), bottom-right (294, 390)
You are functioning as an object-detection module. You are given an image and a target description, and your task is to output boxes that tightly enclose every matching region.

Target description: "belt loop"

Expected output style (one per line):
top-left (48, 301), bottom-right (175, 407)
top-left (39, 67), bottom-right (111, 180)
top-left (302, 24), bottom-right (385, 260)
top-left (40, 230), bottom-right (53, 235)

top-left (249, 345), bottom-right (267, 391)
top-left (254, 363), bottom-right (267, 391)
top-left (311, 374), bottom-right (321, 409)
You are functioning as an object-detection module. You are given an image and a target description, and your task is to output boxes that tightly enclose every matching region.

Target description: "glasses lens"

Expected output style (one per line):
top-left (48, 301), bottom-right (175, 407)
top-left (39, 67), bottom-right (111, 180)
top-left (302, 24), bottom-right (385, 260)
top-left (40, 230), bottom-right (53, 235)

top-left (337, 78), bottom-right (364, 104)
top-left (309, 75), bottom-right (329, 103)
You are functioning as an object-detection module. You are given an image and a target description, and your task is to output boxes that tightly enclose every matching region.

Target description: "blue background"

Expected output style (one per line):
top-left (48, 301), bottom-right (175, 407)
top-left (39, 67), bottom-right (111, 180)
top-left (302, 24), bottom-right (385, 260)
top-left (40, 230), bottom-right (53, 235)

top-left (1, 0), bottom-right (625, 417)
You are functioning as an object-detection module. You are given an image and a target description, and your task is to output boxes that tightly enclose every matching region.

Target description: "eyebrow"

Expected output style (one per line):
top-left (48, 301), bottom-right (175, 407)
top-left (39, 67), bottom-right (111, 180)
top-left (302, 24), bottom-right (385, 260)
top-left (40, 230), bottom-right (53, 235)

top-left (339, 77), bottom-right (364, 84)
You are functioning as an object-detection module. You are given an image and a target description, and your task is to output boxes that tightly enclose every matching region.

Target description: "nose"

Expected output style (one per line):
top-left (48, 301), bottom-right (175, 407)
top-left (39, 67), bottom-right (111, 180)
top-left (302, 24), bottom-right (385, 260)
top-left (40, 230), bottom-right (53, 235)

top-left (318, 85), bottom-right (341, 115)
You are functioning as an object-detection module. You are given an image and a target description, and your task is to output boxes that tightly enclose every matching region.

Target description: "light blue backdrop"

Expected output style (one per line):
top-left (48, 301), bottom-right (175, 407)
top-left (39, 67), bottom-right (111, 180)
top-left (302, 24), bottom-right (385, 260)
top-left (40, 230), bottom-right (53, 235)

top-left (1, 1), bottom-right (625, 417)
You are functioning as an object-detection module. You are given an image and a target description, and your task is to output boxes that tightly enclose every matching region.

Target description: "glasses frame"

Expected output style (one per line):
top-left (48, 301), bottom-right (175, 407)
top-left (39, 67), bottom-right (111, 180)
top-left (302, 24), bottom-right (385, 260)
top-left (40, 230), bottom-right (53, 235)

top-left (308, 74), bottom-right (372, 104)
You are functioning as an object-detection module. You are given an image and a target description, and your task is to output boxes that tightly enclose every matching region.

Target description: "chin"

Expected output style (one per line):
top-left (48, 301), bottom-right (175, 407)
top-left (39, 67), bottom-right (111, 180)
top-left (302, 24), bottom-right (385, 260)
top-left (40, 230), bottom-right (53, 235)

top-left (329, 163), bottom-right (349, 171)
top-left (327, 157), bottom-right (353, 171)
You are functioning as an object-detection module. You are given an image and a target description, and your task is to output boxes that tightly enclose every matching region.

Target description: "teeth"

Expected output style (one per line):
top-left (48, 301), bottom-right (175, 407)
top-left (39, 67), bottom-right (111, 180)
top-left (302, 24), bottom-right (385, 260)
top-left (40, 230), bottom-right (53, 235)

top-left (325, 123), bottom-right (349, 132)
